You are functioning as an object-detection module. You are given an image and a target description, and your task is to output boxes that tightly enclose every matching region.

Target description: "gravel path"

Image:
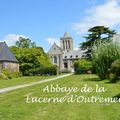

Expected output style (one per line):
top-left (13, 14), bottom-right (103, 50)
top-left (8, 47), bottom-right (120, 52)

top-left (0, 73), bottom-right (72, 94)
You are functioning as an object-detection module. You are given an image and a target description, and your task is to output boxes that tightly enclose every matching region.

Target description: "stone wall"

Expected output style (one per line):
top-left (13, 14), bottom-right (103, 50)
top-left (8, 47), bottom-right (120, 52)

top-left (0, 63), bottom-right (2, 72)
top-left (2, 62), bottom-right (19, 72)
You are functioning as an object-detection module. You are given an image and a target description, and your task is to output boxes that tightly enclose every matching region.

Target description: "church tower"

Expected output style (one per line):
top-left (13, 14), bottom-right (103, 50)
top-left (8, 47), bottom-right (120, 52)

top-left (60, 32), bottom-right (73, 52)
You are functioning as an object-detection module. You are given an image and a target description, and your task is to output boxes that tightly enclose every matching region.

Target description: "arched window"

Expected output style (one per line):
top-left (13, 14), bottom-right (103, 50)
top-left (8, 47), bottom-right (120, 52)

top-left (54, 56), bottom-right (57, 64)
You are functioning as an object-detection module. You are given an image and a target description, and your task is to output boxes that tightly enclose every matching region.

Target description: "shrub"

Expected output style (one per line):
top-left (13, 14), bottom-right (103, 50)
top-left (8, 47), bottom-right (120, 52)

top-left (2, 69), bottom-right (22, 79)
top-left (38, 65), bottom-right (57, 76)
top-left (109, 60), bottom-right (120, 82)
top-left (2, 69), bottom-right (12, 79)
top-left (74, 59), bottom-right (92, 74)
top-left (0, 73), bottom-right (8, 80)
top-left (11, 71), bottom-right (23, 78)
top-left (92, 41), bottom-right (120, 80)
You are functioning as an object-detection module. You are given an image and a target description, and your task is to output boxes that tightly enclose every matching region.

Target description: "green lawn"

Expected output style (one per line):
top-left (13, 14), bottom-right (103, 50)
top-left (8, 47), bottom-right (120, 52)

top-left (0, 76), bottom-right (55, 89)
top-left (0, 74), bottom-right (120, 120)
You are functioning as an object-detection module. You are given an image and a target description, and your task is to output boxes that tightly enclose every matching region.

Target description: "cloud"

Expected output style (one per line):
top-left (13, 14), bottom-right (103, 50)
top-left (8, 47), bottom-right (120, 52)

top-left (45, 37), bottom-right (60, 46)
top-left (74, 47), bottom-right (79, 50)
top-left (0, 34), bottom-right (26, 46)
top-left (73, 0), bottom-right (120, 34)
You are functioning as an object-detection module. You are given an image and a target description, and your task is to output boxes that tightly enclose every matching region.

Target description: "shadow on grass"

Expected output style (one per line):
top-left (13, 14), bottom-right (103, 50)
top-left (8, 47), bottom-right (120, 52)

top-left (105, 80), bottom-right (119, 84)
top-left (83, 78), bottom-right (101, 82)
top-left (105, 81), bottom-right (116, 84)
top-left (113, 93), bottom-right (120, 101)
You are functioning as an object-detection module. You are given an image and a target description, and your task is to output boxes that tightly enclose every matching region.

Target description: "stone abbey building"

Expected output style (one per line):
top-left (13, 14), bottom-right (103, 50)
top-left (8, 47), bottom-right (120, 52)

top-left (48, 32), bottom-right (83, 72)
top-left (0, 42), bottom-right (19, 72)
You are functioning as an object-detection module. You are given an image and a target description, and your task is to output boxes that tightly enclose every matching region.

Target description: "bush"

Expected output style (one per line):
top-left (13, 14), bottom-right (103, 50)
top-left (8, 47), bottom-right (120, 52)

top-left (11, 71), bottom-right (23, 78)
top-left (109, 60), bottom-right (120, 82)
top-left (2, 69), bottom-right (22, 79)
top-left (0, 73), bottom-right (8, 80)
top-left (74, 59), bottom-right (92, 74)
top-left (38, 65), bottom-right (57, 76)
top-left (2, 69), bottom-right (12, 79)
top-left (92, 41), bottom-right (120, 80)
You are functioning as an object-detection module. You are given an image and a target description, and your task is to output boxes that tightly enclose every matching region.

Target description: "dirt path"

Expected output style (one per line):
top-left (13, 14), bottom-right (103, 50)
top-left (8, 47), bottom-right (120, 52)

top-left (0, 73), bottom-right (72, 94)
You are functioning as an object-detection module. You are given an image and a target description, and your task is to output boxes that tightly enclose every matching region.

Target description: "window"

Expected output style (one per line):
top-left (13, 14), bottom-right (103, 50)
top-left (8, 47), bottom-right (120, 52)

top-left (64, 63), bottom-right (68, 68)
top-left (70, 55), bottom-right (72, 58)
top-left (76, 55), bottom-right (78, 58)
top-left (82, 55), bottom-right (85, 58)
top-left (54, 56), bottom-right (57, 63)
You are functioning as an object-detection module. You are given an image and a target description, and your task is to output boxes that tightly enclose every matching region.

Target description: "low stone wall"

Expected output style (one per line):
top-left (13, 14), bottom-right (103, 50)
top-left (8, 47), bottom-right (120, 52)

top-left (0, 63), bottom-right (2, 72)
top-left (2, 62), bottom-right (19, 72)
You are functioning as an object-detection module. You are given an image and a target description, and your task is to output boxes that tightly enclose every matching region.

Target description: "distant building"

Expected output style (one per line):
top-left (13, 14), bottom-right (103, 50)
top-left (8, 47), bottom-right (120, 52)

top-left (112, 34), bottom-right (120, 43)
top-left (0, 42), bottom-right (19, 72)
top-left (48, 32), bottom-right (84, 72)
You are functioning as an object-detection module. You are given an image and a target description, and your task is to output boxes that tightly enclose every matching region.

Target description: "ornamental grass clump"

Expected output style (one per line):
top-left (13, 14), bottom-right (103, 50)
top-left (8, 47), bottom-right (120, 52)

top-left (92, 41), bottom-right (120, 80)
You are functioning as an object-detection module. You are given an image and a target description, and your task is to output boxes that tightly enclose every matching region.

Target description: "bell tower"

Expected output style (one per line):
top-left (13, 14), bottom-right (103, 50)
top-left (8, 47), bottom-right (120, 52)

top-left (60, 32), bottom-right (73, 52)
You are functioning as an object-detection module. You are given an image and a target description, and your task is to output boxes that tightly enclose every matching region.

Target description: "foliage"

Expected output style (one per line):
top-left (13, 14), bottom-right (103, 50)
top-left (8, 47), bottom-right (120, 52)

top-left (11, 71), bottom-right (23, 78)
top-left (11, 37), bottom-right (53, 76)
top-left (2, 69), bottom-right (12, 79)
top-left (10, 46), bottom-right (53, 76)
top-left (0, 73), bottom-right (8, 80)
top-left (80, 26), bottom-right (116, 59)
top-left (109, 60), bottom-right (120, 82)
top-left (1, 69), bottom-right (22, 79)
top-left (92, 41), bottom-right (120, 80)
top-left (16, 37), bottom-right (36, 48)
top-left (40, 65), bottom-right (57, 75)
top-left (74, 59), bottom-right (92, 74)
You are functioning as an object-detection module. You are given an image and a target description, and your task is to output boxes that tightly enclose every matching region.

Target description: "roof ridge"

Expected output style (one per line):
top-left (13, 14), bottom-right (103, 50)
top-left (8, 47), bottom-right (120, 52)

top-left (54, 42), bottom-right (62, 50)
top-left (0, 42), bottom-right (6, 55)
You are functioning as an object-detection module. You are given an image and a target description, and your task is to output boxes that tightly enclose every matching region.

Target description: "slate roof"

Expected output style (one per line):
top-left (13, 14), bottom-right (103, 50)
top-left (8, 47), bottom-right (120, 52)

top-left (0, 42), bottom-right (18, 63)
top-left (63, 50), bottom-right (84, 60)
top-left (48, 42), bottom-right (63, 55)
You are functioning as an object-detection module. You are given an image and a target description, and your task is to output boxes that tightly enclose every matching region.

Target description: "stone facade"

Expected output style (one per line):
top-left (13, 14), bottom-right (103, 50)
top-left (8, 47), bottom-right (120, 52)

top-left (0, 62), bottom-right (19, 72)
top-left (0, 42), bottom-right (19, 72)
top-left (48, 32), bottom-right (83, 72)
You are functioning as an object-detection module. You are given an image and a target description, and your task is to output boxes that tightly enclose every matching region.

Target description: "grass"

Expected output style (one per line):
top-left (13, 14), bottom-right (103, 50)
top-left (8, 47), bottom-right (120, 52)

top-left (0, 75), bottom-right (55, 89)
top-left (0, 74), bottom-right (120, 120)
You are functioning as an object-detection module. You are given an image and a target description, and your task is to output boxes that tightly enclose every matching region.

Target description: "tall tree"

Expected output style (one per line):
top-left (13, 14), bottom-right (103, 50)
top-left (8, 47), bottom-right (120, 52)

top-left (16, 37), bottom-right (36, 48)
top-left (80, 26), bottom-right (116, 59)
top-left (10, 46), bottom-right (52, 75)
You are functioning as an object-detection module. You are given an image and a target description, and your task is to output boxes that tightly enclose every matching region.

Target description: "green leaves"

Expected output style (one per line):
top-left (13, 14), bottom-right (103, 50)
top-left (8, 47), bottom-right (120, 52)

top-left (16, 37), bottom-right (36, 48)
top-left (74, 59), bottom-right (92, 74)
top-left (10, 47), bottom-right (52, 76)
top-left (80, 26), bottom-right (116, 59)
top-left (92, 41), bottom-right (120, 80)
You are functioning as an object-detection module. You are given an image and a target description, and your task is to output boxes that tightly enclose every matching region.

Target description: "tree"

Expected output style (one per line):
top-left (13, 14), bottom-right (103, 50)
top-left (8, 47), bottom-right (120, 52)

top-left (10, 46), bottom-right (52, 76)
top-left (80, 26), bottom-right (116, 59)
top-left (16, 37), bottom-right (36, 48)
top-left (11, 38), bottom-right (57, 76)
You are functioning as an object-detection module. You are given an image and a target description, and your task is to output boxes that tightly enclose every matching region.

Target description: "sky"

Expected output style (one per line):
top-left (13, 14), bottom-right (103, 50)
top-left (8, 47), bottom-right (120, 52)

top-left (0, 0), bottom-right (120, 52)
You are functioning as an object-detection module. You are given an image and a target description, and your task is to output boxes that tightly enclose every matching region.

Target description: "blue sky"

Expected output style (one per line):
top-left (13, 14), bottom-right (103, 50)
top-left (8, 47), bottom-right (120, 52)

top-left (0, 0), bottom-right (120, 51)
